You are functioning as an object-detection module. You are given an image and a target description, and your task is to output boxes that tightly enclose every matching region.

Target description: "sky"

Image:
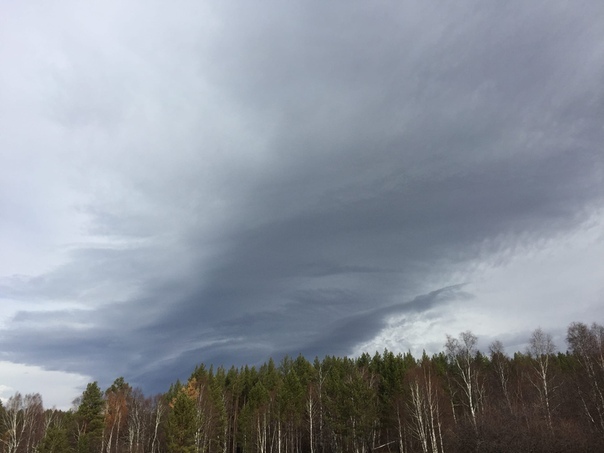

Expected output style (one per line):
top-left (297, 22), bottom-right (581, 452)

top-left (1, 0), bottom-right (603, 409)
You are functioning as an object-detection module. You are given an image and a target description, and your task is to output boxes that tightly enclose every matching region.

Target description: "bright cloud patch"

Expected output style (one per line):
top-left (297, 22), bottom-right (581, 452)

top-left (0, 361), bottom-right (91, 410)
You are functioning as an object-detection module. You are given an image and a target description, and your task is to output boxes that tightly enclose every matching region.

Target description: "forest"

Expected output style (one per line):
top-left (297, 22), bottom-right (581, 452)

top-left (1, 321), bottom-right (603, 453)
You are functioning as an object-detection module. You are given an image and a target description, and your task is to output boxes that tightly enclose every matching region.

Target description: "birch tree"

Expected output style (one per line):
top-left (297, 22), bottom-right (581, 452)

top-left (150, 394), bottom-right (167, 453)
top-left (1, 392), bottom-right (26, 453)
top-left (445, 331), bottom-right (484, 433)
top-left (527, 327), bottom-right (556, 435)
top-left (406, 359), bottom-right (445, 453)
top-left (0, 392), bottom-right (45, 453)
top-left (489, 340), bottom-right (513, 413)
top-left (104, 377), bottom-right (131, 453)
top-left (567, 322), bottom-right (604, 434)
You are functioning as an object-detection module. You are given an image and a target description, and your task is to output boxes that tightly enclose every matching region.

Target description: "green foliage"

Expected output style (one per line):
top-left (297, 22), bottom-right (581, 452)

top-left (8, 321), bottom-right (604, 453)
top-left (166, 388), bottom-right (197, 453)
top-left (38, 424), bottom-right (72, 453)
top-left (76, 382), bottom-right (105, 453)
top-left (106, 376), bottom-right (131, 395)
top-left (320, 356), bottom-right (380, 451)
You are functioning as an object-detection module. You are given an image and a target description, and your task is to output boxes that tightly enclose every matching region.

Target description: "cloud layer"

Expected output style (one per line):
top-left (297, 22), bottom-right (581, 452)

top-left (1, 0), bottom-right (603, 403)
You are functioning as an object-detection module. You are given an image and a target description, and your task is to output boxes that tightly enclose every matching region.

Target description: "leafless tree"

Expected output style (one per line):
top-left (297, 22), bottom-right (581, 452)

top-left (567, 321), bottom-right (604, 433)
top-left (489, 340), bottom-right (513, 413)
top-left (0, 392), bottom-right (45, 453)
top-left (445, 331), bottom-right (484, 433)
top-left (407, 360), bottom-right (445, 453)
top-left (150, 394), bottom-right (166, 453)
top-left (527, 327), bottom-right (557, 435)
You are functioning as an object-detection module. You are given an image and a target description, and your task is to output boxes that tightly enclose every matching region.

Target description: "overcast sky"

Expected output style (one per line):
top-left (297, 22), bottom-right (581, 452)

top-left (1, 0), bottom-right (603, 409)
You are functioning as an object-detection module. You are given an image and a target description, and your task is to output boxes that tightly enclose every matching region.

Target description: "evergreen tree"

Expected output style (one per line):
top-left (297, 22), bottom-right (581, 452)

top-left (75, 382), bottom-right (105, 453)
top-left (38, 424), bottom-right (72, 453)
top-left (166, 388), bottom-right (196, 453)
top-left (6, 320), bottom-right (604, 452)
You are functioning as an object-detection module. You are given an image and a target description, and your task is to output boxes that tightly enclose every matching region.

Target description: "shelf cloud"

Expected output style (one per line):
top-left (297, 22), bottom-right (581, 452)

top-left (1, 0), bottom-right (603, 405)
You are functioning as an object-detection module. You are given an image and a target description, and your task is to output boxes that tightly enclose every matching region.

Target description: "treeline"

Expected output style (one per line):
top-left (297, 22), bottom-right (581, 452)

top-left (1, 321), bottom-right (604, 453)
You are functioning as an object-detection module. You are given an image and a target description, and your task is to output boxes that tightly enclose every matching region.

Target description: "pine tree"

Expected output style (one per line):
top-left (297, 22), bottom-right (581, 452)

top-left (166, 388), bottom-right (196, 453)
top-left (76, 382), bottom-right (105, 453)
top-left (38, 424), bottom-right (72, 453)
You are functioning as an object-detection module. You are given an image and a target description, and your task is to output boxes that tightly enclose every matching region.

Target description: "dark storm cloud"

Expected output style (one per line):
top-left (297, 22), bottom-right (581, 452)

top-left (1, 0), bottom-right (603, 397)
top-left (275, 285), bottom-right (472, 358)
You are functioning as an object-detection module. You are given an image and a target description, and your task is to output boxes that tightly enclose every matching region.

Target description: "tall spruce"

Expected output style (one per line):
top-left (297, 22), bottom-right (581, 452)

top-left (75, 382), bottom-right (105, 453)
top-left (166, 387), bottom-right (197, 453)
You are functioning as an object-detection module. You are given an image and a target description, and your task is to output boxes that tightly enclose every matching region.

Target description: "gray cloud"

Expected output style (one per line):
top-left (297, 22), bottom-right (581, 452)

top-left (1, 0), bottom-right (603, 398)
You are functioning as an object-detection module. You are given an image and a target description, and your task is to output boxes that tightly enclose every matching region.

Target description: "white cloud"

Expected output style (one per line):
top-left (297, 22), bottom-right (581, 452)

top-left (357, 210), bottom-right (604, 357)
top-left (0, 361), bottom-right (91, 410)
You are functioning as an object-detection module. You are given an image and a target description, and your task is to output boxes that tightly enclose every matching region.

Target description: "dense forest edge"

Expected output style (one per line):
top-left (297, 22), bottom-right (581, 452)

top-left (2, 321), bottom-right (604, 453)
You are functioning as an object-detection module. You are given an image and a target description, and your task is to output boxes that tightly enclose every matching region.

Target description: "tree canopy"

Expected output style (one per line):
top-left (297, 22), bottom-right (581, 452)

top-left (2, 321), bottom-right (604, 452)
